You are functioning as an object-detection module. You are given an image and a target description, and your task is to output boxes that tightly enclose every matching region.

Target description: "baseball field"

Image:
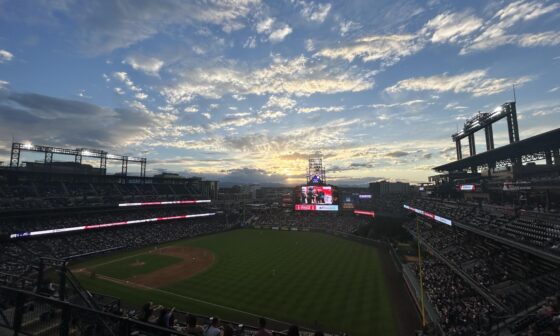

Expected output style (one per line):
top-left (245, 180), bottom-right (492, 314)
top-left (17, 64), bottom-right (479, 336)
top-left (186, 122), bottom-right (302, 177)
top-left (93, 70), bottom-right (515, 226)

top-left (72, 229), bottom-right (404, 335)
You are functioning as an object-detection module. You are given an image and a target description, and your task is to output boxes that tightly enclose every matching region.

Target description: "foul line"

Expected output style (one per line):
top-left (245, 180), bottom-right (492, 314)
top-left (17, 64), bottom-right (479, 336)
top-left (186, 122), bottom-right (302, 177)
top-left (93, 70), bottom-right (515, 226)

top-left (74, 248), bottom-right (162, 270)
top-left (95, 274), bottom-right (305, 330)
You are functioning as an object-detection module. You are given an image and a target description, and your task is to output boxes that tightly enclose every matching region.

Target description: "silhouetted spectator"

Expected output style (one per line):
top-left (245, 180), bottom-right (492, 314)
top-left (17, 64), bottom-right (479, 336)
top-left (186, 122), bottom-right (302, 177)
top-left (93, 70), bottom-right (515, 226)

top-left (287, 325), bottom-right (300, 336)
top-left (255, 317), bottom-right (272, 336)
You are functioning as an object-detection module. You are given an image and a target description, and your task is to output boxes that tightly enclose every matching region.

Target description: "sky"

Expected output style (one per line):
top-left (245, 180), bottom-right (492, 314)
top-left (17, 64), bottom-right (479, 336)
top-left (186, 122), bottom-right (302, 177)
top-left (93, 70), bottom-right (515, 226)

top-left (0, 0), bottom-right (559, 186)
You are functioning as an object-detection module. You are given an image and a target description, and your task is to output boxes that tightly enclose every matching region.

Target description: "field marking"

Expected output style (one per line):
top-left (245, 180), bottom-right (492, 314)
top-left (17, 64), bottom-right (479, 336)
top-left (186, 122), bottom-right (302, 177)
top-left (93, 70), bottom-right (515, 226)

top-left (95, 273), bottom-right (304, 330)
top-left (74, 248), bottom-right (160, 270)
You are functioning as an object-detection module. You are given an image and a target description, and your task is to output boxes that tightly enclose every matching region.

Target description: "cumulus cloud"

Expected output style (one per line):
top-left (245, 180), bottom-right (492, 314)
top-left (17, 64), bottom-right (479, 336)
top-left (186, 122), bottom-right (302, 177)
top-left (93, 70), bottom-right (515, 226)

top-left (124, 55), bottom-right (164, 76)
top-left (386, 69), bottom-right (533, 97)
top-left (0, 49), bottom-right (13, 63)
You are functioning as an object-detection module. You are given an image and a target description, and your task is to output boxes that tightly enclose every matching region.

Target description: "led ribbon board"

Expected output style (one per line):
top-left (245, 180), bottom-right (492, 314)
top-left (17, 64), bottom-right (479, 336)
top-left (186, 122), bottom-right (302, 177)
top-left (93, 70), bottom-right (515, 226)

top-left (353, 210), bottom-right (375, 217)
top-left (9, 212), bottom-right (216, 239)
top-left (403, 204), bottom-right (452, 226)
top-left (295, 204), bottom-right (339, 211)
top-left (118, 200), bottom-right (211, 207)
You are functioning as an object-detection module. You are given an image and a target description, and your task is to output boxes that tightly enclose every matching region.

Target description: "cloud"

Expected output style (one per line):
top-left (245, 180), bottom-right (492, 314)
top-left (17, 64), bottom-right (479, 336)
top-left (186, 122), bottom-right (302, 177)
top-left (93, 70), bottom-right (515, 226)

top-left (113, 71), bottom-right (141, 92)
top-left (278, 152), bottom-right (310, 160)
top-left (52, 0), bottom-right (261, 54)
top-left (135, 92), bottom-right (148, 100)
top-left (256, 17), bottom-right (275, 33)
top-left (297, 106), bottom-right (343, 114)
top-left (113, 87), bottom-right (125, 95)
top-left (269, 24), bottom-right (293, 42)
top-left (263, 95), bottom-right (296, 110)
top-left (314, 34), bottom-right (423, 65)
top-left (339, 20), bottom-right (361, 37)
top-left (297, 1), bottom-right (332, 23)
top-left (0, 49), bottom-right (13, 63)
top-left (0, 89), bottom-right (157, 148)
top-left (385, 150), bottom-right (409, 158)
top-left (461, 0), bottom-right (560, 53)
top-left (0, 80), bottom-right (10, 89)
top-left (386, 69), bottom-right (533, 97)
top-left (184, 105), bottom-right (199, 113)
top-left (423, 11), bottom-right (483, 43)
top-left (516, 31), bottom-right (560, 47)
top-left (124, 55), bottom-right (164, 76)
top-left (243, 36), bottom-right (257, 48)
top-left (161, 55), bottom-right (374, 104)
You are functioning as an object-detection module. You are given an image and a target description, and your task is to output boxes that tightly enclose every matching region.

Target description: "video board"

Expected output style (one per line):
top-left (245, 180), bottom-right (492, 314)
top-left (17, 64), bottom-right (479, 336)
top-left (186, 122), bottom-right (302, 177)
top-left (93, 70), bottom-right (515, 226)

top-left (299, 185), bottom-right (333, 205)
top-left (295, 185), bottom-right (338, 211)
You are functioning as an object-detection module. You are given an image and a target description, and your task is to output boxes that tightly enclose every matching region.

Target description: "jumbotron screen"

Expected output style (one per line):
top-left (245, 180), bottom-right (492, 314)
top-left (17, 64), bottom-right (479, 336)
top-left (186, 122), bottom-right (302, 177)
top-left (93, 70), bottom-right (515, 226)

top-left (295, 186), bottom-right (338, 211)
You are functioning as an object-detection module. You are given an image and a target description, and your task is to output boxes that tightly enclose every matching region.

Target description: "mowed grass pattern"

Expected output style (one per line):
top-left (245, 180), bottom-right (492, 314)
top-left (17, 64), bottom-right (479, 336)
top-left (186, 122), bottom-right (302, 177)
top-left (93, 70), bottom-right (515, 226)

top-left (92, 254), bottom-right (183, 279)
top-left (75, 229), bottom-right (395, 336)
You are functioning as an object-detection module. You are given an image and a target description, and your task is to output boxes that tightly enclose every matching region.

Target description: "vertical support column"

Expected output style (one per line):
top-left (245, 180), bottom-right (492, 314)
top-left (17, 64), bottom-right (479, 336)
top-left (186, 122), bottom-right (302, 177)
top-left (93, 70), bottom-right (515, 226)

top-left (545, 151), bottom-right (553, 166)
top-left (553, 148), bottom-right (560, 166)
top-left (44, 147), bottom-right (53, 164)
top-left (468, 133), bottom-right (476, 157)
top-left (36, 258), bottom-right (44, 293)
top-left (484, 125), bottom-right (494, 151)
top-left (10, 143), bottom-right (21, 167)
top-left (140, 158), bottom-right (147, 178)
top-left (75, 154), bottom-right (82, 164)
top-left (100, 154), bottom-right (107, 174)
top-left (455, 140), bottom-right (462, 160)
top-left (506, 114), bottom-right (515, 144)
top-left (121, 156), bottom-right (128, 176)
top-left (510, 102), bottom-right (520, 143)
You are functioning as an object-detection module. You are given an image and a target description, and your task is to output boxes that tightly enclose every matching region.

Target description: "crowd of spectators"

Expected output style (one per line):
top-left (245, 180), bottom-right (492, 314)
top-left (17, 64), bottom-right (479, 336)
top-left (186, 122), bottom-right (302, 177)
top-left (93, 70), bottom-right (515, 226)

top-left (407, 198), bottom-right (560, 255)
top-left (408, 258), bottom-right (497, 335)
top-left (248, 209), bottom-right (368, 234)
top-left (0, 179), bottom-right (203, 210)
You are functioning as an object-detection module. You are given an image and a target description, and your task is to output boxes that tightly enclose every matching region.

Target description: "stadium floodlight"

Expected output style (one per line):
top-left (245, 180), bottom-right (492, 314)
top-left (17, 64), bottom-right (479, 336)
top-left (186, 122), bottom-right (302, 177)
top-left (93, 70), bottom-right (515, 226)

top-left (22, 142), bottom-right (33, 149)
top-left (81, 150), bottom-right (92, 156)
top-left (106, 154), bottom-right (119, 159)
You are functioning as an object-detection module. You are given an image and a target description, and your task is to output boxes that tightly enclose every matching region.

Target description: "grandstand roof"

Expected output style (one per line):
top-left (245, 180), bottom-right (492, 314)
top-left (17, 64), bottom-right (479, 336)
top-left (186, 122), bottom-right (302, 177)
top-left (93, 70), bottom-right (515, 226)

top-left (434, 128), bottom-right (560, 172)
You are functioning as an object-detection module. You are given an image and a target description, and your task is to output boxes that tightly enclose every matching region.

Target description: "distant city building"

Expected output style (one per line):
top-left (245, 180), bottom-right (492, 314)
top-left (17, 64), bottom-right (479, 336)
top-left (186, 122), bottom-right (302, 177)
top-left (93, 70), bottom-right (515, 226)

top-left (369, 181), bottom-right (410, 196)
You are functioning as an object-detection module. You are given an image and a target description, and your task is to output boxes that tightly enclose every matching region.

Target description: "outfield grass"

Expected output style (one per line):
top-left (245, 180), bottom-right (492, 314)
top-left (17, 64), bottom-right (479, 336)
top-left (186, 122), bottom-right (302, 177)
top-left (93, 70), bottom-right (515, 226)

top-left (73, 229), bottom-right (396, 335)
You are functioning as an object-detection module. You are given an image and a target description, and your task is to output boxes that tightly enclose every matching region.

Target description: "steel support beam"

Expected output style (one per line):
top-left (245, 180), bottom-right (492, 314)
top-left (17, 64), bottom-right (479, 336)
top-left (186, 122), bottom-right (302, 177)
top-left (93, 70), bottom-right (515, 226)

top-left (10, 143), bottom-right (20, 167)
top-left (545, 150), bottom-right (553, 166)
top-left (121, 156), bottom-right (128, 176)
top-left (455, 140), bottom-right (462, 160)
top-left (484, 124), bottom-right (494, 151)
top-left (44, 147), bottom-right (53, 164)
top-left (553, 148), bottom-right (560, 166)
top-left (468, 133), bottom-right (476, 157)
top-left (140, 158), bottom-right (147, 178)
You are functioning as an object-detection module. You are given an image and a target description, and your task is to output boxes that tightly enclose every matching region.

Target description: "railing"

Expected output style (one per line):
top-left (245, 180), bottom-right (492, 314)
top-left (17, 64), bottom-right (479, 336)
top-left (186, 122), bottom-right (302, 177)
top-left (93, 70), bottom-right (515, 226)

top-left (0, 286), bottom-right (290, 336)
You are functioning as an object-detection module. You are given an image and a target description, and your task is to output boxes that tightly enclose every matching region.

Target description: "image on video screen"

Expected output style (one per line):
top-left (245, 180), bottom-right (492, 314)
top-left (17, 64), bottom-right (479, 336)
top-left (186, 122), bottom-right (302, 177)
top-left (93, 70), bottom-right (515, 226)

top-left (299, 186), bottom-right (333, 205)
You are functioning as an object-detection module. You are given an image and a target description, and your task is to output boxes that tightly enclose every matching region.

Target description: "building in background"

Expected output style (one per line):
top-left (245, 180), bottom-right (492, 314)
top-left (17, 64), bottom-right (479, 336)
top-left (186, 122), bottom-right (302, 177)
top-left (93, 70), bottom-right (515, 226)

top-left (369, 181), bottom-right (410, 196)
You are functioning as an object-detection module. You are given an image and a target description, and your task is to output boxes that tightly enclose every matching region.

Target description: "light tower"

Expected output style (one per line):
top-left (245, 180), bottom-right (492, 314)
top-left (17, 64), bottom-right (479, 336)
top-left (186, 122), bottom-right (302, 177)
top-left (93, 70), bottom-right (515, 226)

top-left (307, 151), bottom-right (326, 185)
